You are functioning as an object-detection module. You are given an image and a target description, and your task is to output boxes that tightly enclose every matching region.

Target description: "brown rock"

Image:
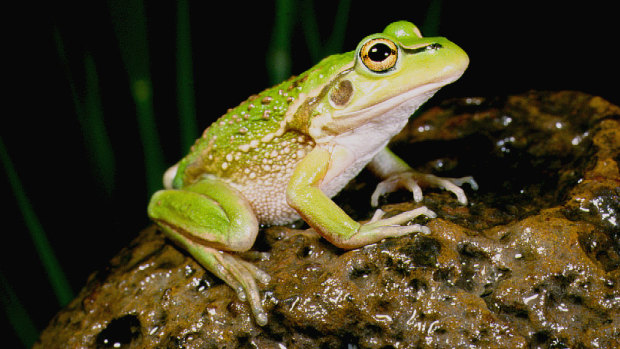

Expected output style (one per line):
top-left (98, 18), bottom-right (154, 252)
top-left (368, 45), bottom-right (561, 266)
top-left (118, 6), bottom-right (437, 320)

top-left (35, 91), bottom-right (620, 348)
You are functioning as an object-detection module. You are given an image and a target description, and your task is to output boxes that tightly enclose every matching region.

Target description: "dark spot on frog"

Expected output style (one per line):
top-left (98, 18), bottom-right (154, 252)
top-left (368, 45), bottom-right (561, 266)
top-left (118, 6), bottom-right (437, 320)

top-left (96, 314), bottom-right (141, 348)
top-left (329, 79), bottom-right (353, 106)
top-left (287, 74), bottom-right (308, 90)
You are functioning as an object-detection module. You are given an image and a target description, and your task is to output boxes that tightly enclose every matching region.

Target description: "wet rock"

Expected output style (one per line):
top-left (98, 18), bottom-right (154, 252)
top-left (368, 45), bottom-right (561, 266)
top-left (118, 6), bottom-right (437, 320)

top-left (35, 91), bottom-right (620, 348)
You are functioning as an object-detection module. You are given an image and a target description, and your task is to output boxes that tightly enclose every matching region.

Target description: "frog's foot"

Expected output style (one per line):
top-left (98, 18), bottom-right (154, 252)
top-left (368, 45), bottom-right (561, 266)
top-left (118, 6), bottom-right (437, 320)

top-left (188, 244), bottom-right (271, 326)
top-left (340, 206), bottom-right (436, 248)
top-left (371, 171), bottom-right (478, 206)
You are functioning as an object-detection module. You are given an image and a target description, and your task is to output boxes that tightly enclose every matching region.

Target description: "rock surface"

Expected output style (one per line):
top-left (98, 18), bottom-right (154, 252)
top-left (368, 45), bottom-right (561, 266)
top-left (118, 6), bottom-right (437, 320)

top-left (35, 91), bottom-right (620, 348)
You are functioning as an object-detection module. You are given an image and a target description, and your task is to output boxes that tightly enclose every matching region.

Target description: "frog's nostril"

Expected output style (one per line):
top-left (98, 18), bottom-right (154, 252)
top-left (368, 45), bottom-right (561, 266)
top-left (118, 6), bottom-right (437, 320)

top-left (404, 43), bottom-right (443, 55)
top-left (426, 43), bottom-right (443, 51)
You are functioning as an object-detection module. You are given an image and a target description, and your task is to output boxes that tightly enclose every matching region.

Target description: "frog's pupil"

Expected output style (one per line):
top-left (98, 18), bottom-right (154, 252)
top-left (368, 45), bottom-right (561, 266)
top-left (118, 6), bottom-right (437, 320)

top-left (368, 43), bottom-right (392, 62)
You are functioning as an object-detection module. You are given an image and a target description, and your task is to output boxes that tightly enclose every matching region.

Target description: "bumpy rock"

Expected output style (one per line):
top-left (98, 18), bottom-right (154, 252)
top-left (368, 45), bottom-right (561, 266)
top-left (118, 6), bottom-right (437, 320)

top-left (35, 91), bottom-right (620, 348)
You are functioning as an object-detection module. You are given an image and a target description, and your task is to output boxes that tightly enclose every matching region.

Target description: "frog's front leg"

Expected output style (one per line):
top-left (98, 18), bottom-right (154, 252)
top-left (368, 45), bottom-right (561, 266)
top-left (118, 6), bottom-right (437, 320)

top-left (286, 146), bottom-right (436, 250)
top-left (368, 147), bottom-right (478, 206)
top-left (147, 177), bottom-right (270, 325)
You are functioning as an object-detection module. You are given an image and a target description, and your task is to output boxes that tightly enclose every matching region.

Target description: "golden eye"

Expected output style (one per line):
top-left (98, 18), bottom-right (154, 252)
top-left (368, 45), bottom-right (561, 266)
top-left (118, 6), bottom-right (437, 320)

top-left (360, 38), bottom-right (398, 72)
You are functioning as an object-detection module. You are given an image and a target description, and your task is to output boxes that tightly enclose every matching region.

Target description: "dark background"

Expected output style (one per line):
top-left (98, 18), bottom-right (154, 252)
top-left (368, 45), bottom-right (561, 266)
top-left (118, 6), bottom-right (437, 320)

top-left (3, 0), bottom-right (618, 346)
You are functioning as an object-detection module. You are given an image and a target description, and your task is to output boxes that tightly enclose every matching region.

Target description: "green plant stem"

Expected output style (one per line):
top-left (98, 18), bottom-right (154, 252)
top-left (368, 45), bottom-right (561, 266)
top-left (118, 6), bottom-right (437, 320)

top-left (53, 28), bottom-right (116, 198)
top-left (176, 0), bottom-right (199, 153)
top-left (0, 138), bottom-right (73, 306)
top-left (422, 0), bottom-right (442, 36)
top-left (0, 271), bottom-right (38, 347)
top-left (108, 0), bottom-right (165, 195)
top-left (268, 0), bottom-right (295, 84)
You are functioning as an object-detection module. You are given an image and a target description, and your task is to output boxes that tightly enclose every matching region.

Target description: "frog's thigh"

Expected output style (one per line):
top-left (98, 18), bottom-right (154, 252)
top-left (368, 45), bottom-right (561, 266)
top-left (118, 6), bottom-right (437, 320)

top-left (148, 177), bottom-right (259, 252)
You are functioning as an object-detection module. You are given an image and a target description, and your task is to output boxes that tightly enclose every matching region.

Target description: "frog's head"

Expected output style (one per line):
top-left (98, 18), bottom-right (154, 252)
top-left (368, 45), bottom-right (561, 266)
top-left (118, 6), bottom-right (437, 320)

top-left (298, 21), bottom-right (469, 143)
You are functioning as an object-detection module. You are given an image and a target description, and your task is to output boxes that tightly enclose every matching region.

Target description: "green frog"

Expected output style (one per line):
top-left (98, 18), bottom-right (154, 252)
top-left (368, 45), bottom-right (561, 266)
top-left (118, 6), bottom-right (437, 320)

top-left (148, 21), bottom-right (476, 325)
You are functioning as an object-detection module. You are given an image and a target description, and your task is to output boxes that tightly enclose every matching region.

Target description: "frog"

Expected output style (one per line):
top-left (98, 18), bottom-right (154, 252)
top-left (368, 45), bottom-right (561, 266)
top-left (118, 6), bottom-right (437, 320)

top-left (147, 20), bottom-right (476, 326)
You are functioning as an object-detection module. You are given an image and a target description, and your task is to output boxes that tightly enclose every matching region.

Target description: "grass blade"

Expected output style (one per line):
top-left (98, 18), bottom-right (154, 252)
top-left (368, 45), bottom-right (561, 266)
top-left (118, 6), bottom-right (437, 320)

top-left (83, 54), bottom-right (117, 197)
top-left (422, 0), bottom-right (442, 36)
top-left (301, 0), bottom-right (350, 62)
top-left (0, 138), bottom-right (73, 306)
top-left (108, 0), bottom-right (165, 195)
top-left (322, 0), bottom-right (351, 58)
top-left (0, 271), bottom-right (39, 348)
top-left (176, 0), bottom-right (198, 153)
top-left (300, 0), bottom-right (320, 62)
top-left (53, 28), bottom-right (116, 198)
top-left (267, 0), bottom-right (296, 84)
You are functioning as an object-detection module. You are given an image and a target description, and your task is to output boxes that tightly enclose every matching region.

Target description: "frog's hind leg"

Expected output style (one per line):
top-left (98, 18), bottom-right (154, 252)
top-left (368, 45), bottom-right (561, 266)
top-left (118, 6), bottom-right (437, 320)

top-left (148, 177), bottom-right (270, 325)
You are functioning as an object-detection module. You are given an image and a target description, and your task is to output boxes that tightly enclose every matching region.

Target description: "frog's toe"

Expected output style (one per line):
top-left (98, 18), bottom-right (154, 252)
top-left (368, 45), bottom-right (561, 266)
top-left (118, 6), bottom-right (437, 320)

top-left (451, 176), bottom-right (479, 190)
top-left (354, 206), bottom-right (436, 246)
top-left (231, 254), bottom-right (271, 285)
top-left (190, 246), bottom-right (270, 326)
top-left (371, 173), bottom-right (423, 207)
top-left (217, 252), bottom-right (270, 325)
top-left (423, 174), bottom-right (478, 205)
top-left (437, 178), bottom-right (468, 204)
top-left (373, 171), bottom-right (477, 206)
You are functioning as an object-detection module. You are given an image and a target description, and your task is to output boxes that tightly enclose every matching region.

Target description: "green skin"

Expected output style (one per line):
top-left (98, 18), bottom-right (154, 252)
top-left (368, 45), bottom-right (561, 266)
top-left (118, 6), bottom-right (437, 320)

top-left (148, 21), bottom-right (476, 325)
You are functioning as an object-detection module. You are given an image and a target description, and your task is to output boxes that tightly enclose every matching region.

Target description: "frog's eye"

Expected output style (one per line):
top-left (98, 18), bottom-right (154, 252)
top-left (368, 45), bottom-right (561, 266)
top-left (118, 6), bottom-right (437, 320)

top-left (359, 38), bottom-right (398, 73)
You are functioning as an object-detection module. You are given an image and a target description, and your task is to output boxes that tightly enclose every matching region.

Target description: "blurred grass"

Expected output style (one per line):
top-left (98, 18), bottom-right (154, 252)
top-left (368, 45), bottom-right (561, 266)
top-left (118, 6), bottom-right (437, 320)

top-left (176, 0), bottom-right (199, 153)
top-left (421, 0), bottom-right (442, 36)
top-left (54, 26), bottom-right (117, 198)
top-left (0, 139), bottom-right (74, 304)
top-left (267, 0), bottom-right (295, 84)
top-left (301, 0), bottom-right (351, 62)
top-left (4, 1), bottom-right (443, 346)
top-left (0, 272), bottom-right (38, 348)
top-left (1, 137), bottom-right (73, 347)
top-left (268, 0), bottom-right (351, 84)
top-left (108, 0), bottom-right (165, 196)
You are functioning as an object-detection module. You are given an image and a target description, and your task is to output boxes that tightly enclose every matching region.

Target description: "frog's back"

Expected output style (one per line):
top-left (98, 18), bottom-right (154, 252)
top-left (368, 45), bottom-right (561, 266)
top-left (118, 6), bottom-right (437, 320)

top-left (172, 53), bottom-right (354, 224)
top-left (177, 74), bottom-right (290, 169)
top-left (171, 74), bottom-right (314, 223)
top-left (174, 52), bottom-right (353, 184)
